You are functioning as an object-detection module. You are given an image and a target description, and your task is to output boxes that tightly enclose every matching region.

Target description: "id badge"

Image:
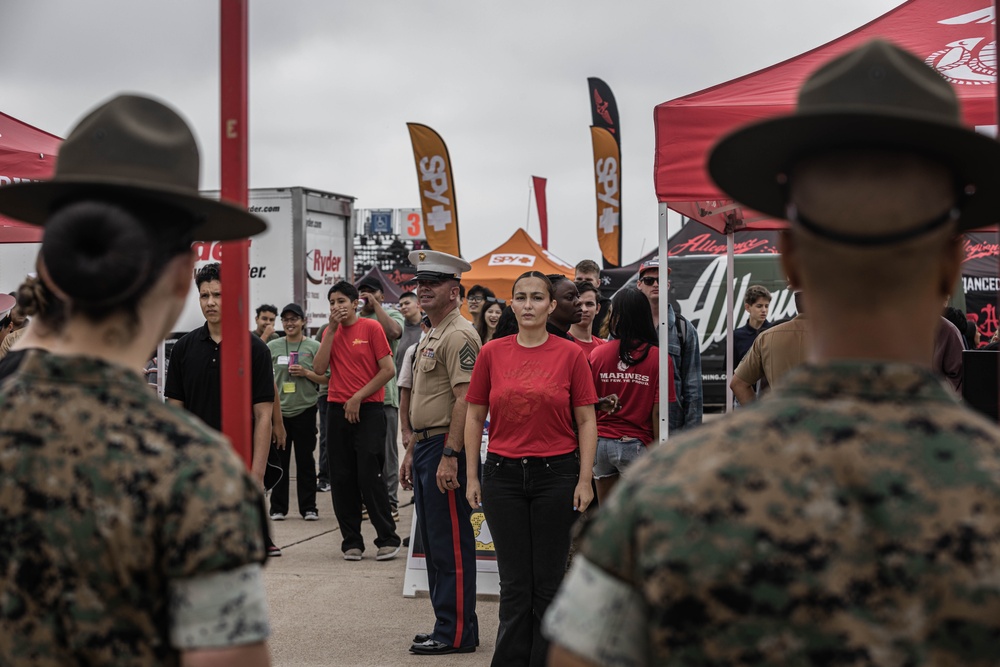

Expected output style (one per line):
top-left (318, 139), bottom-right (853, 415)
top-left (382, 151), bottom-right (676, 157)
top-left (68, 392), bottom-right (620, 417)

top-left (282, 382), bottom-right (296, 394)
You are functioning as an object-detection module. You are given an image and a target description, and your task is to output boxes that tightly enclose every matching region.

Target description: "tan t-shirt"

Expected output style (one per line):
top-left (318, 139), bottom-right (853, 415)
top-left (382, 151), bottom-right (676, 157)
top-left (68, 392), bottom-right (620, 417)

top-left (409, 307), bottom-right (481, 431)
top-left (734, 314), bottom-right (809, 391)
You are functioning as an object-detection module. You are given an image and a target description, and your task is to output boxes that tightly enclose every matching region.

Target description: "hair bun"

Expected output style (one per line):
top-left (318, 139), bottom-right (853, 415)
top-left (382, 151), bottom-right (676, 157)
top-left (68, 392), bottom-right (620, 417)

top-left (41, 201), bottom-right (152, 307)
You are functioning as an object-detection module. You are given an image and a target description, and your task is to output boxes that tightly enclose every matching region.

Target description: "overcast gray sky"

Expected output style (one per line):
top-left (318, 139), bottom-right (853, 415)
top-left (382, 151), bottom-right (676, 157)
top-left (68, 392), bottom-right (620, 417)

top-left (2, 0), bottom-right (902, 265)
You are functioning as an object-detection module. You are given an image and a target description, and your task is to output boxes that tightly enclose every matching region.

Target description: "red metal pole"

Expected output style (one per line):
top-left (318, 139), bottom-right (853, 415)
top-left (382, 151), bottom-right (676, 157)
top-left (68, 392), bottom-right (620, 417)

top-left (220, 0), bottom-right (252, 468)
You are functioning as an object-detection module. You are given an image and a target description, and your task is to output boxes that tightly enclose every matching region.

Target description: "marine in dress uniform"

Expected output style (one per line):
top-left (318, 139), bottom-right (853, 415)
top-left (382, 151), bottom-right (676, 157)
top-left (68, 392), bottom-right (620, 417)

top-left (401, 250), bottom-right (481, 656)
top-left (545, 41), bottom-right (1000, 666)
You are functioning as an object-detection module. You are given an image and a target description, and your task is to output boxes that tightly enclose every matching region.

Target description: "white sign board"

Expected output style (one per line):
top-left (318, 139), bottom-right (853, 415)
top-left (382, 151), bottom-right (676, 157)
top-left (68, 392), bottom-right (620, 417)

top-left (398, 208), bottom-right (426, 241)
top-left (304, 210), bottom-right (348, 329)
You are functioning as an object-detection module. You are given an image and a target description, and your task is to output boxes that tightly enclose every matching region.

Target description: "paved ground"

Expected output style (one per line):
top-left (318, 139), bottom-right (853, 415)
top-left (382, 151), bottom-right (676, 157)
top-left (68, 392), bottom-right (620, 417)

top-left (264, 477), bottom-right (498, 666)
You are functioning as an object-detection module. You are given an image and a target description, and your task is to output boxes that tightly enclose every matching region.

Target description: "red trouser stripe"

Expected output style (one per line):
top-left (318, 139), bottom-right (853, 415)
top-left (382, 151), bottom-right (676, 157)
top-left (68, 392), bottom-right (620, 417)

top-left (447, 489), bottom-right (465, 648)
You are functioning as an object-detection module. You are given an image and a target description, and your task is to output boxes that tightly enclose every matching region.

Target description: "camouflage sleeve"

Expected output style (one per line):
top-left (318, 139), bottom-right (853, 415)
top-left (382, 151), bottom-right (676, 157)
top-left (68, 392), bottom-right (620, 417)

top-left (543, 556), bottom-right (648, 666)
top-left (160, 438), bottom-right (267, 579)
top-left (170, 563), bottom-right (270, 649)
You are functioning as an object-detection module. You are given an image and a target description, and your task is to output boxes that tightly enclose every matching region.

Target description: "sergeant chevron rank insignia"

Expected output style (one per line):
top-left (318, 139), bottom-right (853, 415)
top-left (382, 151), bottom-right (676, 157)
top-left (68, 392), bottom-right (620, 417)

top-left (459, 341), bottom-right (476, 372)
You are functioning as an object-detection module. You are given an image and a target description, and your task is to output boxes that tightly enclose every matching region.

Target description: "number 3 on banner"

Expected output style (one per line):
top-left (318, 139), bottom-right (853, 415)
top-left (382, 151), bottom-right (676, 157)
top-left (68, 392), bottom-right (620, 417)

top-left (407, 212), bottom-right (421, 236)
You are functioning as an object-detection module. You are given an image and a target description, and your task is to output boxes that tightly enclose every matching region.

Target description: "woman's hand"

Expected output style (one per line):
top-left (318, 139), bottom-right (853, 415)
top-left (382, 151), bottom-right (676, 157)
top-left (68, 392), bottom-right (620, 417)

top-left (573, 479), bottom-right (594, 513)
top-left (466, 478), bottom-right (482, 509)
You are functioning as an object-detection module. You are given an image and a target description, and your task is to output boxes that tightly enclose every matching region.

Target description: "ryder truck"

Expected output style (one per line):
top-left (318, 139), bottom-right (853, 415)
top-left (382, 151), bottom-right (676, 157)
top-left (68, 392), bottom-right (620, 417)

top-left (0, 186), bottom-right (355, 336)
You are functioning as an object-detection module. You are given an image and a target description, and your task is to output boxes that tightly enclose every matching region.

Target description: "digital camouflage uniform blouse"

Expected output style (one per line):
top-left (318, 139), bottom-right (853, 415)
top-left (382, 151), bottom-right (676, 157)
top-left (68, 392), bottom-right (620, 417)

top-left (0, 352), bottom-right (267, 666)
top-left (547, 362), bottom-right (1000, 666)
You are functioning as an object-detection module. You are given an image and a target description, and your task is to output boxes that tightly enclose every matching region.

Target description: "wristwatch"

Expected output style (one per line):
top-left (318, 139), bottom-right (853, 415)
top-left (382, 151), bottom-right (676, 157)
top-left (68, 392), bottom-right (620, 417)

top-left (442, 447), bottom-right (461, 458)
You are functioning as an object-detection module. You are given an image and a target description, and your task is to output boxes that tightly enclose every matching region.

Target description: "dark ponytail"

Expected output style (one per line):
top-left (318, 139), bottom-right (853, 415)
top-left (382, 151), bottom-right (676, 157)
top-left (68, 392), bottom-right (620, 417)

top-left (610, 288), bottom-right (658, 368)
top-left (40, 199), bottom-right (195, 327)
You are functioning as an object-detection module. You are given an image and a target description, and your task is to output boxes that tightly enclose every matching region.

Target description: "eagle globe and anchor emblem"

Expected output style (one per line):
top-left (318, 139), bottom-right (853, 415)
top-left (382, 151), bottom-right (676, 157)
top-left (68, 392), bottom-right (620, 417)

top-left (925, 6), bottom-right (996, 86)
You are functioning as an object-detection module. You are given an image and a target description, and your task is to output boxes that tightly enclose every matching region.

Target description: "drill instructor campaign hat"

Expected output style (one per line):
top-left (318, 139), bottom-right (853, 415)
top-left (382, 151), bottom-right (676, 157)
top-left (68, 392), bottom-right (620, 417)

top-left (408, 250), bottom-right (472, 282)
top-left (0, 94), bottom-right (266, 241)
top-left (708, 40), bottom-right (1000, 244)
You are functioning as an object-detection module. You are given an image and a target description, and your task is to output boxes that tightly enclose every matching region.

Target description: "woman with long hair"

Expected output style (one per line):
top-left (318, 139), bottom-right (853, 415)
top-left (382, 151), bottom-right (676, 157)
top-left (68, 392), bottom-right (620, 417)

top-left (475, 296), bottom-right (505, 344)
top-left (464, 270), bottom-right (598, 667)
top-left (0, 95), bottom-right (272, 665)
top-left (589, 288), bottom-right (674, 502)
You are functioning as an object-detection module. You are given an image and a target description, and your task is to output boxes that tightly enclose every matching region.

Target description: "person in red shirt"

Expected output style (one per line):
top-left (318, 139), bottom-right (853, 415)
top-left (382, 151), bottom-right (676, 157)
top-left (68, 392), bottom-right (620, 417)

top-left (589, 288), bottom-right (675, 503)
top-left (569, 280), bottom-right (607, 355)
top-left (465, 270), bottom-right (598, 667)
top-left (313, 280), bottom-right (402, 561)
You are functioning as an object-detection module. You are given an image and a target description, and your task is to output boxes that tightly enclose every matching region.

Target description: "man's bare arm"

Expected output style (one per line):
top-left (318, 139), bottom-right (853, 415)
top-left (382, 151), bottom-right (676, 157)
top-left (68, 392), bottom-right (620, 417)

top-left (250, 402), bottom-right (272, 487)
top-left (181, 642), bottom-right (270, 667)
top-left (731, 375), bottom-right (757, 405)
top-left (548, 644), bottom-right (601, 667)
top-left (167, 398), bottom-right (184, 409)
top-left (370, 300), bottom-right (402, 341)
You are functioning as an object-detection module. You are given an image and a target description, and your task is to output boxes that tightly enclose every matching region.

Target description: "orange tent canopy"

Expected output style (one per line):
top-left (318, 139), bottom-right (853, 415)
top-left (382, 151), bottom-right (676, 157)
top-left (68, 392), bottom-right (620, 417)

top-left (463, 228), bottom-right (575, 301)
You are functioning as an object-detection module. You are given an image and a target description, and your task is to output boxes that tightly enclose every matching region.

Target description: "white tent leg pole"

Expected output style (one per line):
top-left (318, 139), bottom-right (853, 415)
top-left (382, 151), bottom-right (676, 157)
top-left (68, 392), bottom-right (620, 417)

top-left (726, 233), bottom-right (735, 413)
top-left (659, 202), bottom-right (669, 444)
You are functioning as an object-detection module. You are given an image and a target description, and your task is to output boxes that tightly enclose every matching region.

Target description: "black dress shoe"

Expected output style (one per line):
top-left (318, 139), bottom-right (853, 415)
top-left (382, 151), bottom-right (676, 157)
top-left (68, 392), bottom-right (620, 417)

top-left (409, 639), bottom-right (475, 655)
top-left (413, 633), bottom-right (480, 647)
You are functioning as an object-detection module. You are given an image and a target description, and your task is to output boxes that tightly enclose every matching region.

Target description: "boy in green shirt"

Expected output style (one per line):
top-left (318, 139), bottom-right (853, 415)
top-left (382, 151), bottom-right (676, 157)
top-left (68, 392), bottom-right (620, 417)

top-left (268, 303), bottom-right (325, 520)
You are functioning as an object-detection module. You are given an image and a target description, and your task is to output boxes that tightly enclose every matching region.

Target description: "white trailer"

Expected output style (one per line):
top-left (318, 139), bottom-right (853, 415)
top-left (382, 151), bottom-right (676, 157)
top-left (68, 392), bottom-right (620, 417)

top-left (0, 186), bottom-right (354, 334)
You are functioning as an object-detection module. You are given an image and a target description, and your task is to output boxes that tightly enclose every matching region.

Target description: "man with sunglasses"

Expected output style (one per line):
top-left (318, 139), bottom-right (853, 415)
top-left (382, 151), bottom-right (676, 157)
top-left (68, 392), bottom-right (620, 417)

top-left (637, 259), bottom-right (703, 432)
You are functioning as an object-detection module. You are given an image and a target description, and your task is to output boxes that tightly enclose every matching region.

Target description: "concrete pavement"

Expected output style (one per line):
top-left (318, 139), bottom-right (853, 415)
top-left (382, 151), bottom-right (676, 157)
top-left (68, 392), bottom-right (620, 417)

top-left (263, 483), bottom-right (499, 666)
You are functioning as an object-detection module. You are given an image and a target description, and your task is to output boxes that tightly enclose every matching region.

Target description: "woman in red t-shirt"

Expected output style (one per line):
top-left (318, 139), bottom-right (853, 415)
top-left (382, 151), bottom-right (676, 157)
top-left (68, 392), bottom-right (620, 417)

top-left (589, 288), bottom-right (675, 503)
top-left (465, 271), bottom-right (598, 667)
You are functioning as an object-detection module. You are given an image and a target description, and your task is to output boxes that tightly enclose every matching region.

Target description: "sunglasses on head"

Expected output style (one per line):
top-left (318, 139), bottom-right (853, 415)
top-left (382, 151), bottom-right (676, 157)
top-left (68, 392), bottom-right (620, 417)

top-left (485, 297), bottom-right (507, 306)
top-left (639, 276), bottom-right (659, 286)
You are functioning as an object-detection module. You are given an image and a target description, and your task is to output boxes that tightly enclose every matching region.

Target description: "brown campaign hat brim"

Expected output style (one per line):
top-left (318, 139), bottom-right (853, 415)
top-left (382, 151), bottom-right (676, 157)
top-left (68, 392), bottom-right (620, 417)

top-left (0, 94), bottom-right (266, 241)
top-left (709, 110), bottom-right (1000, 232)
top-left (0, 179), bottom-right (265, 242)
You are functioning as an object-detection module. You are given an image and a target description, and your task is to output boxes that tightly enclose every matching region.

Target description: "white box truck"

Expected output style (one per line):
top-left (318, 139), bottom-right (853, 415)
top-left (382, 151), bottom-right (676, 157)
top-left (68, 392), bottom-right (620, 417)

top-left (0, 186), bottom-right (355, 335)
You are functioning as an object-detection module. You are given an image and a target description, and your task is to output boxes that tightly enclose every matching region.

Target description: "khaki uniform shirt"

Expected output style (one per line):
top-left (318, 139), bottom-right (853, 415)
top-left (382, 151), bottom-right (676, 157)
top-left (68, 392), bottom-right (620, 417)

top-left (0, 352), bottom-right (267, 666)
top-left (547, 362), bottom-right (1000, 666)
top-left (409, 307), bottom-right (480, 432)
top-left (0, 326), bottom-right (25, 360)
top-left (734, 313), bottom-right (809, 390)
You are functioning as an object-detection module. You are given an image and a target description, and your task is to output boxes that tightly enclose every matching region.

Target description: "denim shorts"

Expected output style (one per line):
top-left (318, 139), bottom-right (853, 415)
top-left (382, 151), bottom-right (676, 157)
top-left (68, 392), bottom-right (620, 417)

top-left (592, 436), bottom-right (646, 479)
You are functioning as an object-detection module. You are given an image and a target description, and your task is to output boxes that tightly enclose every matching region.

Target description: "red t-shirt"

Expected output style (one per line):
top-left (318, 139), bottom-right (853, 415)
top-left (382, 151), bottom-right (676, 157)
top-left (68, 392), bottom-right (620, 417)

top-left (466, 334), bottom-right (599, 458)
top-left (324, 318), bottom-right (392, 404)
top-left (589, 340), bottom-right (673, 444)
top-left (572, 335), bottom-right (607, 357)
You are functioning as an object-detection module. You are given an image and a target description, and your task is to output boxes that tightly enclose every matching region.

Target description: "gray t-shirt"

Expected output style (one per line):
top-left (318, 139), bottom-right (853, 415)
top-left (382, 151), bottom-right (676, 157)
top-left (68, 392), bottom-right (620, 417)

top-left (395, 320), bottom-right (423, 374)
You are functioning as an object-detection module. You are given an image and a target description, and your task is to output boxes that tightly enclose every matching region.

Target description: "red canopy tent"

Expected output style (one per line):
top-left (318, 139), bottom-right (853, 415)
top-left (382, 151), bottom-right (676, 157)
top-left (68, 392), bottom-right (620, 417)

top-left (651, 0), bottom-right (998, 425)
top-left (0, 111), bottom-right (60, 243)
top-left (655, 0), bottom-right (996, 232)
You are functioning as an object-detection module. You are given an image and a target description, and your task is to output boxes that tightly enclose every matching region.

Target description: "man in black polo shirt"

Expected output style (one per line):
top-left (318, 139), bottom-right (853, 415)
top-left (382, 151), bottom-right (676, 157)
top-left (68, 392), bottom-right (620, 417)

top-left (165, 262), bottom-right (278, 552)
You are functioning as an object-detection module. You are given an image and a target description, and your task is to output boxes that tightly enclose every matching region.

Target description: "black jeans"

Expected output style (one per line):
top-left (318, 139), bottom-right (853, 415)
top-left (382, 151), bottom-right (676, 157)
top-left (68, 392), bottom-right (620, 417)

top-left (317, 397), bottom-right (329, 485)
top-left (327, 402), bottom-right (400, 552)
top-left (269, 406), bottom-right (318, 516)
top-left (481, 451), bottom-right (580, 667)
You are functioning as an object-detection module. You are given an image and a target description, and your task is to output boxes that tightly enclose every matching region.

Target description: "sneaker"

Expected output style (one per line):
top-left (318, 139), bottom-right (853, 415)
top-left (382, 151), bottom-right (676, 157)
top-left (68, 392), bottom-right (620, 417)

top-left (391, 506), bottom-right (400, 522)
top-left (303, 511), bottom-right (319, 521)
top-left (343, 548), bottom-right (363, 561)
top-left (376, 544), bottom-right (401, 561)
top-left (269, 512), bottom-right (286, 521)
top-left (267, 544), bottom-right (282, 557)
top-left (361, 505), bottom-right (368, 520)
top-left (317, 481), bottom-right (331, 492)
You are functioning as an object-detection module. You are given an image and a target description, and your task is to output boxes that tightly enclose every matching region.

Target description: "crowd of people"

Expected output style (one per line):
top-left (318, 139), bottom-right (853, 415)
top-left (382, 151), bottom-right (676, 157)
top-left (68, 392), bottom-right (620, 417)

top-left (4, 38), bottom-right (1000, 667)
